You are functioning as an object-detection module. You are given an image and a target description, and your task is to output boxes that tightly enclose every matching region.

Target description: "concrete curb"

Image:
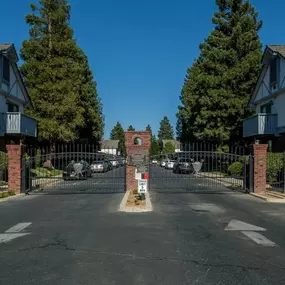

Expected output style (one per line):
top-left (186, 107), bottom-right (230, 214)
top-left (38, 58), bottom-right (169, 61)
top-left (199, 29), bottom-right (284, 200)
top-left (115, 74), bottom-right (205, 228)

top-left (0, 193), bottom-right (26, 203)
top-left (250, 193), bottom-right (285, 203)
top-left (118, 191), bottom-right (153, 213)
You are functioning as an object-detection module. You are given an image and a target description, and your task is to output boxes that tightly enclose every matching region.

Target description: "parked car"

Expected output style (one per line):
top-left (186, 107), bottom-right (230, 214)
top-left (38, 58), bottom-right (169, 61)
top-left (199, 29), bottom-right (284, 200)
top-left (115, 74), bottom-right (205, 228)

top-left (110, 159), bottom-right (119, 168)
top-left (173, 158), bottom-right (193, 174)
top-left (106, 160), bottom-right (113, 171)
top-left (152, 159), bottom-right (158, 164)
top-left (165, 160), bottom-right (176, 170)
top-left (90, 161), bottom-right (109, 173)
top-left (63, 160), bottom-right (92, 180)
top-left (160, 160), bottom-right (167, 167)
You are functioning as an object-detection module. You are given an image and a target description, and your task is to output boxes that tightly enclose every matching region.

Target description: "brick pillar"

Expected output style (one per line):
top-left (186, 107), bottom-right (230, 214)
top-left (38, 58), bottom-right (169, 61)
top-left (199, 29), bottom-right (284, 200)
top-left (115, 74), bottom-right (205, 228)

top-left (252, 144), bottom-right (268, 194)
top-left (125, 131), bottom-right (151, 192)
top-left (6, 144), bottom-right (23, 194)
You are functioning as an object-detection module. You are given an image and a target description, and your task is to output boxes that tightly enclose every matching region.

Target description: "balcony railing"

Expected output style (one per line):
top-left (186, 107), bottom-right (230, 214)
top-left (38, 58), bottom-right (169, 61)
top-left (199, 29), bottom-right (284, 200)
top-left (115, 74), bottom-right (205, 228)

top-left (243, 113), bottom-right (278, 138)
top-left (0, 112), bottom-right (37, 137)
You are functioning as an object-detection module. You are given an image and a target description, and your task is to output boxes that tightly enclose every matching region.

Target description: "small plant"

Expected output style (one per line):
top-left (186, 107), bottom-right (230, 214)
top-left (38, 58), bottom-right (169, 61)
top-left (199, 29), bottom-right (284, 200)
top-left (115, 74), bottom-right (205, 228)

top-left (228, 161), bottom-right (243, 176)
top-left (0, 191), bottom-right (15, 199)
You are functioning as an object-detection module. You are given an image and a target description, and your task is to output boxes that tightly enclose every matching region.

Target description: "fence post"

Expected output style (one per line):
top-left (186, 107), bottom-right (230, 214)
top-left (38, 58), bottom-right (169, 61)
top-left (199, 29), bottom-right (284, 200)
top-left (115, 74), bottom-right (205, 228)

top-left (243, 158), bottom-right (247, 192)
top-left (252, 143), bottom-right (268, 194)
top-left (6, 144), bottom-right (23, 194)
top-left (249, 155), bottom-right (254, 193)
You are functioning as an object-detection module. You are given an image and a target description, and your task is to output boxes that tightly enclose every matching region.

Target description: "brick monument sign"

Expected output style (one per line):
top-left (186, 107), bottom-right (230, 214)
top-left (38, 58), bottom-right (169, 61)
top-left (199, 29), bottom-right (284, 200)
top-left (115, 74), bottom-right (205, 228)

top-left (125, 131), bottom-right (151, 191)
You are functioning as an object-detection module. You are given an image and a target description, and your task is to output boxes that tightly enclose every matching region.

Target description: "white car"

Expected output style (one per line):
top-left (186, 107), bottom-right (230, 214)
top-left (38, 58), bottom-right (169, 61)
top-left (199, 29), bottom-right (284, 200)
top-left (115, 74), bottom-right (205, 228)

top-left (110, 159), bottom-right (119, 168)
top-left (160, 160), bottom-right (167, 167)
top-left (165, 160), bottom-right (176, 169)
top-left (152, 159), bottom-right (158, 164)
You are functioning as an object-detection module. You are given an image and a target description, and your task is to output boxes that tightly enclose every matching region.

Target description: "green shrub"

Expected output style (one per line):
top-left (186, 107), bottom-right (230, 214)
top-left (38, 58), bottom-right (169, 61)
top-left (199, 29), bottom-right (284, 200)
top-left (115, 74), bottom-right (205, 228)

top-left (0, 191), bottom-right (15, 199)
top-left (0, 152), bottom-right (8, 171)
top-left (267, 153), bottom-right (284, 183)
top-left (217, 145), bottom-right (229, 153)
top-left (228, 161), bottom-right (243, 176)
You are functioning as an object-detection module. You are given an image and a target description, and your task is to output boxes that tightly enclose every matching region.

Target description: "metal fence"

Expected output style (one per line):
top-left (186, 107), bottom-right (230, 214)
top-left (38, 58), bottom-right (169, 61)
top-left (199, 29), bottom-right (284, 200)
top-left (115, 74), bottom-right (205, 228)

top-left (266, 152), bottom-right (285, 193)
top-left (22, 144), bottom-right (126, 194)
top-left (150, 150), bottom-right (253, 193)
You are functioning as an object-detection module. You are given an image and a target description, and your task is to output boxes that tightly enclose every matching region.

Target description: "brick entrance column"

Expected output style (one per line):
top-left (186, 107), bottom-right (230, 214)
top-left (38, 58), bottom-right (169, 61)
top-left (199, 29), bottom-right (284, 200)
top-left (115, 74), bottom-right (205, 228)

top-left (6, 144), bottom-right (23, 194)
top-left (252, 144), bottom-right (268, 194)
top-left (125, 131), bottom-right (151, 192)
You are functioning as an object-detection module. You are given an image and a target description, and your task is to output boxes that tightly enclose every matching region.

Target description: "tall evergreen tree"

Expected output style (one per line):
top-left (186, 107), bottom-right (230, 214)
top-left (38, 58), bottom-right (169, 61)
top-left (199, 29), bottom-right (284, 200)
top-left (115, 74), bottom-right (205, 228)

top-left (145, 124), bottom-right (153, 138)
top-left (127, 125), bottom-right (135, 131)
top-left (110, 122), bottom-right (125, 155)
top-left (20, 0), bottom-right (104, 143)
top-left (158, 116), bottom-right (174, 140)
top-left (177, 0), bottom-right (262, 146)
top-left (149, 136), bottom-right (160, 157)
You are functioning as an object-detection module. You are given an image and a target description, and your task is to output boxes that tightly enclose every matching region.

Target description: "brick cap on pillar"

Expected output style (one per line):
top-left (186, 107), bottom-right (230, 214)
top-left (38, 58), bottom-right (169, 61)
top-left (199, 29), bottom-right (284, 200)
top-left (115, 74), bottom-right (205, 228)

top-left (252, 144), bottom-right (268, 152)
top-left (6, 145), bottom-right (22, 150)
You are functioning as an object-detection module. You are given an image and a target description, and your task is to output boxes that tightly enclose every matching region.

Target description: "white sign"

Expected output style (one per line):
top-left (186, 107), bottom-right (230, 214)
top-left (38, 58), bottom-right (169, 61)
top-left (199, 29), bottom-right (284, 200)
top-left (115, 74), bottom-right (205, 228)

top-left (138, 179), bottom-right (148, 194)
top-left (135, 168), bottom-right (142, 180)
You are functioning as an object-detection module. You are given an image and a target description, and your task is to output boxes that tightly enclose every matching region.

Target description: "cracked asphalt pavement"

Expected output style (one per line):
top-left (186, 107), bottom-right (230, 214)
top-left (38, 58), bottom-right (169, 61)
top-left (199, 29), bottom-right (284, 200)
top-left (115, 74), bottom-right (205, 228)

top-left (1, 170), bottom-right (285, 284)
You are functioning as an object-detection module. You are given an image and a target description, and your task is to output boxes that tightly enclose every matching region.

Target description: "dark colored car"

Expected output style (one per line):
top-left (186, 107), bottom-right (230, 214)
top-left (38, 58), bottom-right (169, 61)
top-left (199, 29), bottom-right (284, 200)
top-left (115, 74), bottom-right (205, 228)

top-left (63, 160), bottom-right (92, 180)
top-left (173, 158), bottom-right (194, 174)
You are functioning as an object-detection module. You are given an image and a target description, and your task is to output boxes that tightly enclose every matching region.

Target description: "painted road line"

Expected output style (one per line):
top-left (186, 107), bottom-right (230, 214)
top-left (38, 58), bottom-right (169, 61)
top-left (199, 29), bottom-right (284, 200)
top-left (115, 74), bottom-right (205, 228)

top-left (5, 222), bottom-right (32, 233)
top-left (225, 220), bottom-right (266, 231)
top-left (0, 233), bottom-right (30, 244)
top-left (241, 231), bottom-right (276, 247)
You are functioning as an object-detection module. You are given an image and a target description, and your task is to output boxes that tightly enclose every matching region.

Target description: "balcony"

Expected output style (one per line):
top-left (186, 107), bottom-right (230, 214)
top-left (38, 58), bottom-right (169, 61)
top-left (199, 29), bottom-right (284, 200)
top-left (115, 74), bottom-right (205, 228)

top-left (0, 112), bottom-right (37, 137)
top-left (243, 113), bottom-right (278, 138)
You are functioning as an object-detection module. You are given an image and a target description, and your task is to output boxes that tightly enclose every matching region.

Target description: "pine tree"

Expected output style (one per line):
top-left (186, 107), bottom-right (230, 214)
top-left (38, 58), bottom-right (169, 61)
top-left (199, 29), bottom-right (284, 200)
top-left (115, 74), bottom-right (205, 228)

top-left (110, 122), bottom-right (125, 155)
top-left (149, 136), bottom-right (160, 157)
top-left (177, 0), bottom-right (262, 146)
top-left (20, 0), bottom-right (104, 143)
top-left (127, 125), bottom-right (135, 131)
top-left (145, 124), bottom-right (153, 138)
top-left (158, 116), bottom-right (174, 141)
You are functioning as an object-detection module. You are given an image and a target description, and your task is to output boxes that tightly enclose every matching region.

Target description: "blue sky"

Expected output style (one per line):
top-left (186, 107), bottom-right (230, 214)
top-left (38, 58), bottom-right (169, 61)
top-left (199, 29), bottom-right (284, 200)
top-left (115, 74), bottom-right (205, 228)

top-left (2, 0), bottom-right (285, 139)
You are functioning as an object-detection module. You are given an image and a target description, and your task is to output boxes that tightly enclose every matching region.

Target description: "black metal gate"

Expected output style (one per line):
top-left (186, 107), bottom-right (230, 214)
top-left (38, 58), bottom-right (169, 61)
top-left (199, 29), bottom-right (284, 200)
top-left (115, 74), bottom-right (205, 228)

top-left (149, 148), bottom-right (253, 193)
top-left (23, 144), bottom-right (126, 194)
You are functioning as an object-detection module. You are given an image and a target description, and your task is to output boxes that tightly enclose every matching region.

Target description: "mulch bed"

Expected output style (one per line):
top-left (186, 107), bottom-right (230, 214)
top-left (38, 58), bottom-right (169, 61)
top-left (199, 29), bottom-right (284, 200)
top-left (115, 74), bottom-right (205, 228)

top-left (126, 190), bottom-right (145, 207)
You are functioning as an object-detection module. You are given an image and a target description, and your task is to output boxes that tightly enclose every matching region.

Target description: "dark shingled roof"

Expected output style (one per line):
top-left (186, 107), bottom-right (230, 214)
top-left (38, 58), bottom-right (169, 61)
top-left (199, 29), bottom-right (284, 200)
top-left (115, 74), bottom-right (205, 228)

top-left (0, 43), bottom-right (13, 51)
top-left (268, 45), bottom-right (285, 58)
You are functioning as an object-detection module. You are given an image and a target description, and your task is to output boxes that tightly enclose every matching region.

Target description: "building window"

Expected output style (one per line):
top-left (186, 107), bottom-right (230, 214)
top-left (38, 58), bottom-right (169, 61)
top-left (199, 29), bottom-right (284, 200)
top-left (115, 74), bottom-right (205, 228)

top-left (260, 103), bottom-right (272, 114)
top-left (3, 56), bottom-right (10, 83)
top-left (270, 57), bottom-right (278, 87)
top-left (7, 102), bottom-right (19, 112)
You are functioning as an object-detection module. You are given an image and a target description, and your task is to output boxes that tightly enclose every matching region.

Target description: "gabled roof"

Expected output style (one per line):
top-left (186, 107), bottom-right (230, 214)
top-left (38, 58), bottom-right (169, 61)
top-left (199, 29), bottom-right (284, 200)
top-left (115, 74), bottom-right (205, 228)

top-left (267, 45), bottom-right (285, 58)
top-left (0, 43), bottom-right (32, 106)
top-left (248, 45), bottom-right (285, 107)
top-left (100, 140), bottom-right (119, 149)
top-left (0, 43), bottom-right (19, 61)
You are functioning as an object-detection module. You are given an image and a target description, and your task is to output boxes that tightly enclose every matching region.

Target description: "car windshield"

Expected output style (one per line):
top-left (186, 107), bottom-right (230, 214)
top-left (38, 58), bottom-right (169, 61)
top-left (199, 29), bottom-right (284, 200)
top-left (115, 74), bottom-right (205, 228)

top-left (93, 161), bottom-right (104, 164)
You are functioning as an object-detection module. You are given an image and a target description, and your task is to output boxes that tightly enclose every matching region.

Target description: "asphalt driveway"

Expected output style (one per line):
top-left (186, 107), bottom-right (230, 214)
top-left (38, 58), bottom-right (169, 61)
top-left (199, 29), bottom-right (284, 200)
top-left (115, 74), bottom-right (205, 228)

top-left (1, 174), bottom-right (285, 284)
